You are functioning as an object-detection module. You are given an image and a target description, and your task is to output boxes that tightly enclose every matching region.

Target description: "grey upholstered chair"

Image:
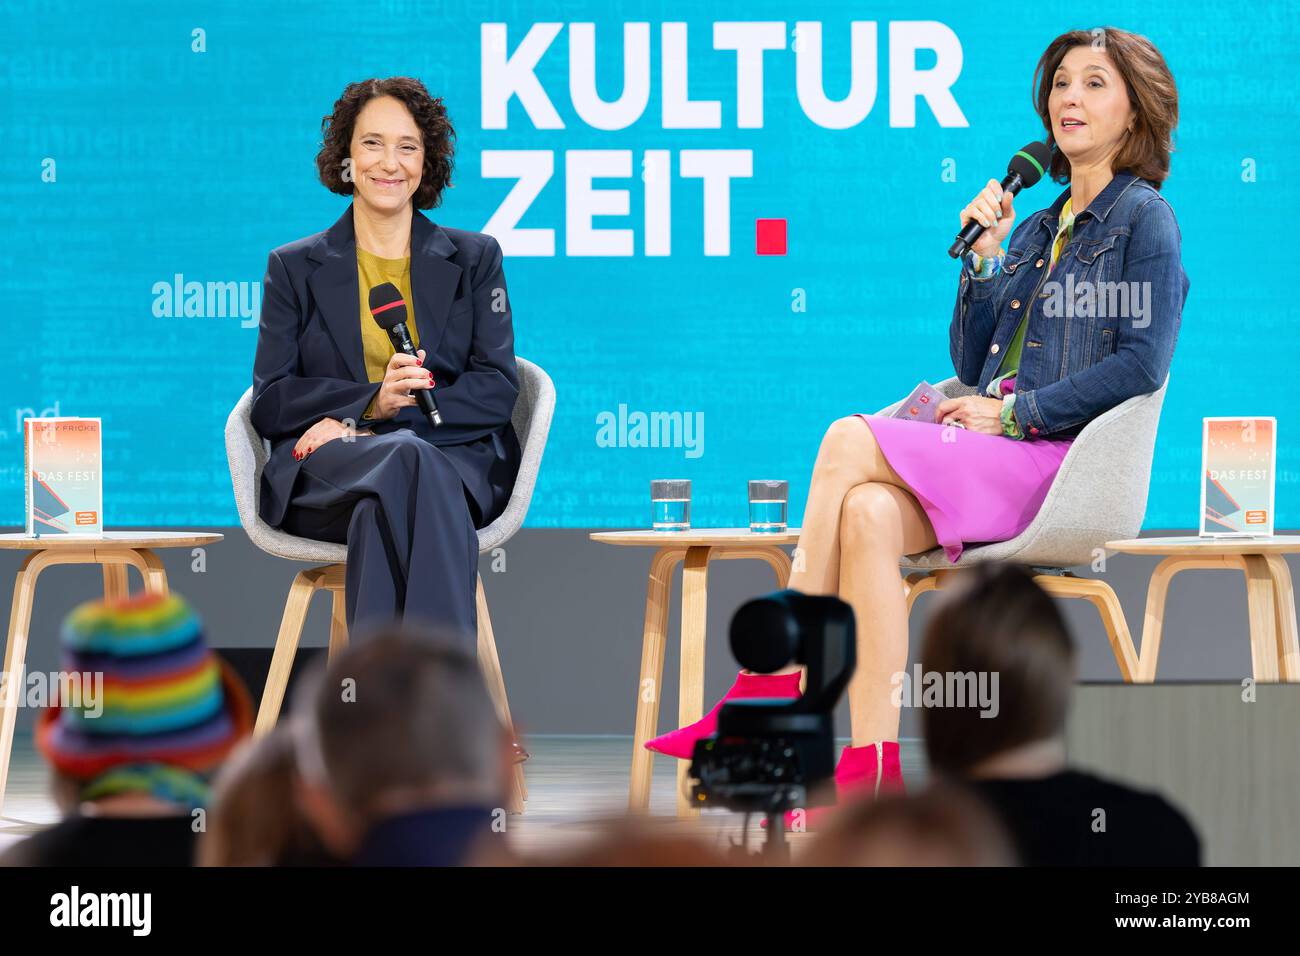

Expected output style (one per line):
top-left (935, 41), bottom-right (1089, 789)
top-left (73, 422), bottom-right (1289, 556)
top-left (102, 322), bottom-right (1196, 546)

top-left (225, 357), bottom-right (555, 813)
top-left (874, 374), bottom-right (1170, 681)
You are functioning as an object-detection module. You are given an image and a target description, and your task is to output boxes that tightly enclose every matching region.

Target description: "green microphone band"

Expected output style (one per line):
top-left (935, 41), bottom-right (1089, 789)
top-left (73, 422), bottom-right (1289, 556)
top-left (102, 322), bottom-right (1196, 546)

top-left (1015, 149), bottom-right (1046, 179)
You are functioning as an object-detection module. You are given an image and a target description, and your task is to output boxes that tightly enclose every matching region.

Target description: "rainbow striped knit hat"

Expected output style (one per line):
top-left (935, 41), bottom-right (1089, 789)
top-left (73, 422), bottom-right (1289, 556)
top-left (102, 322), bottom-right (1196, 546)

top-left (36, 591), bottom-right (253, 804)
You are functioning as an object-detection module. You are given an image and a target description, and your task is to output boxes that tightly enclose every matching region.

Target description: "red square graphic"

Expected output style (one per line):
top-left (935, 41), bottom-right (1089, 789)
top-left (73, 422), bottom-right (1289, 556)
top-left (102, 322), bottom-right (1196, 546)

top-left (756, 218), bottom-right (787, 255)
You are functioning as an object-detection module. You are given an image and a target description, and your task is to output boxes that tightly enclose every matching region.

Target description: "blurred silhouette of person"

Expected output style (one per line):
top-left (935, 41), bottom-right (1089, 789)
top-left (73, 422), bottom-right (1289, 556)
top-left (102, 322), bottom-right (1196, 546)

top-left (2, 593), bottom-right (252, 867)
top-left (291, 630), bottom-right (514, 866)
top-left (921, 563), bottom-right (1200, 866)
top-left (804, 785), bottom-right (1017, 866)
top-left (199, 726), bottom-right (340, 866)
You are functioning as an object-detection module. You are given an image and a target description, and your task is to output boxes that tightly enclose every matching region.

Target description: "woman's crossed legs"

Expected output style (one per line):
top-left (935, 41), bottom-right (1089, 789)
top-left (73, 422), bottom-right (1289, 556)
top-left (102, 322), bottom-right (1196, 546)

top-left (787, 416), bottom-right (939, 744)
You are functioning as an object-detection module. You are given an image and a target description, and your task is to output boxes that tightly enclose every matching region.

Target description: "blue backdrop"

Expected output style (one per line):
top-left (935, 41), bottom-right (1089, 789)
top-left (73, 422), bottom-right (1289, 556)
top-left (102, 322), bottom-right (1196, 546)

top-left (2, 1), bottom-right (1294, 531)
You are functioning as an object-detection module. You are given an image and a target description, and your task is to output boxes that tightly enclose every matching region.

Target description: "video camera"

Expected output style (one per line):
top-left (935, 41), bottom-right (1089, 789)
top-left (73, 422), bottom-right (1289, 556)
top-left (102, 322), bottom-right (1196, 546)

top-left (687, 589), bottom-right (855, 845)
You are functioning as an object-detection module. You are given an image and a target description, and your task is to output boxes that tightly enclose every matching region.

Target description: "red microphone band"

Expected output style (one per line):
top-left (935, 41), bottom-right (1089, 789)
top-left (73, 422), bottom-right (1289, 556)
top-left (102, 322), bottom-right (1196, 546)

top-left (371, 299), bottom-right (406, 315)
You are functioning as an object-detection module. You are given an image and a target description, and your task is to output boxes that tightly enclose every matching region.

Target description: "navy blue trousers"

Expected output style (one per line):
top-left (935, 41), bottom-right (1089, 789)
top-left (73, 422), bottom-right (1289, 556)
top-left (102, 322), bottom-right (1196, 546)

top-left (279, 431), bottom-right (481, 647)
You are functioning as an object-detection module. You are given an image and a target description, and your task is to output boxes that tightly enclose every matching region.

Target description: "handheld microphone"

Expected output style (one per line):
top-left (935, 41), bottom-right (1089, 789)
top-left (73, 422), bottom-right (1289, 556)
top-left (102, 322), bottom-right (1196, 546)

top-left (947, 141), bottom-right (1052, 259)
top-left (369, 282), bottom-right (442, 428)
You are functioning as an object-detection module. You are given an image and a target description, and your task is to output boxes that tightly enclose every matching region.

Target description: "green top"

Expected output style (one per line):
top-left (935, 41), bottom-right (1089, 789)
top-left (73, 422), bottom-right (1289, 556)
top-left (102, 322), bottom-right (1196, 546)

top-left (989, 196), bottom-right (1076, 392)
top-left (357, 246), bottom-right (419, 422)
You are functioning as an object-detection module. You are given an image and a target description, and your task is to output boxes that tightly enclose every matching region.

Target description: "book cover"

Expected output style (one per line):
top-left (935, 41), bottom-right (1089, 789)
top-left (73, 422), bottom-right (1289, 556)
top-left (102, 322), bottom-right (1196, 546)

top-left (890, 380), bottom-right (947, 424)
top-left (24, 417), bottom-right (103, 537)
top-left (1200, 416), bottom-right (1275, 537)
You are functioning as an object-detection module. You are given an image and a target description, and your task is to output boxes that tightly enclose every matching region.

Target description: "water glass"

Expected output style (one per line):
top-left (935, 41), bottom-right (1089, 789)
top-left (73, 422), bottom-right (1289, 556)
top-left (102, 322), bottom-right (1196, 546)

top-left (748, 480), bottom-right (788, 534)
top-left (651, 479), bottom-right (691, 531)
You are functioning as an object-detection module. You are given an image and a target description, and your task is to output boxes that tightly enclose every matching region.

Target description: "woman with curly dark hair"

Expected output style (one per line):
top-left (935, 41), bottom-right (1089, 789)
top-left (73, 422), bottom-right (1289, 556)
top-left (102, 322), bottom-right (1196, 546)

top-left (249, 77), bottom-right (521, 645)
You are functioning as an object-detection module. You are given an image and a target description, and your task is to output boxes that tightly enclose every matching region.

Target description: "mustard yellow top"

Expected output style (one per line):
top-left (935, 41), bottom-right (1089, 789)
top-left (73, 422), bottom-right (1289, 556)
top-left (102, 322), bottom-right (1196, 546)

top-left (357, 246), bottom-right (420, 420)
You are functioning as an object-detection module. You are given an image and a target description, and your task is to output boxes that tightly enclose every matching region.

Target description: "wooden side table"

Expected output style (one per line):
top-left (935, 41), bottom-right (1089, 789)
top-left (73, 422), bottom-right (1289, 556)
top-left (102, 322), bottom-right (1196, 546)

top-left (1104, 535), bottom-right (1300, 682)
top-left (591, 529), bottom-right (798, 817)
top-left (0, 530), bottom-right (223, 813)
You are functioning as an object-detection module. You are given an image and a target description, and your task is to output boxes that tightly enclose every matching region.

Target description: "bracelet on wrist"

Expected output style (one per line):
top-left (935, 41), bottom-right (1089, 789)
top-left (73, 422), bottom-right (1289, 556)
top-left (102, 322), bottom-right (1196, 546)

top-left (1000, 393), bottom-right (1025, 439)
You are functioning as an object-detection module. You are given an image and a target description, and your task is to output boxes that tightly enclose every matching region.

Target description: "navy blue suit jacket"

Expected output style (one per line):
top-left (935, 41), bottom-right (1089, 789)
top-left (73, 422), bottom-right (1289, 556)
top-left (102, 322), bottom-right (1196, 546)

top-left (250, 205), bottom-right (522, 529)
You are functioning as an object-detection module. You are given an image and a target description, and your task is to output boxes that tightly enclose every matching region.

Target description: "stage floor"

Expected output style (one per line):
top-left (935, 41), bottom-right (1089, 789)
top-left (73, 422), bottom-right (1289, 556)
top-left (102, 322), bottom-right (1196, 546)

top-left (0, 736), bottom-right (930, 862)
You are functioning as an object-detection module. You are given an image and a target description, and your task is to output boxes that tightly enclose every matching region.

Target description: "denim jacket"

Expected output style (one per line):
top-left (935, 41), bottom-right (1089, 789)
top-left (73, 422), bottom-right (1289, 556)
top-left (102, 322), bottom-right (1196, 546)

top-left (950, 170), bottom-right (1189, 440)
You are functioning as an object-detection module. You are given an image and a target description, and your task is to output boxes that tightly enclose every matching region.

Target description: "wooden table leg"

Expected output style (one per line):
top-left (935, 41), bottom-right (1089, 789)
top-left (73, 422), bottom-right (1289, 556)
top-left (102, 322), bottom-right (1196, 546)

top-left (132, 549), bottom-right (169, 595)
top-left (1242, 555), bottom-right (1281, 682)
top-left (102, 564), bottom-right (129, 600)
top-left (676, 546), bottom-right (711, 817)
top-left (1136, 557), bottom-right (1179, 682)
top-left (624, 542), bottom-right (805, 815)
top-left (0, 552), bottom-right (55, 814)
top-left (1263, 555), bottom-right (1299, 681)
top-left (755, 546), bottom-right (798, 690)
top-left (714, 545), bottom-right (793, 587)
top-left (98, 548), bottom-right (169, 597)
top-left (628, 548), bottom-right (685, 812)
top-left (1133, 556), bottom-right (1232, 682)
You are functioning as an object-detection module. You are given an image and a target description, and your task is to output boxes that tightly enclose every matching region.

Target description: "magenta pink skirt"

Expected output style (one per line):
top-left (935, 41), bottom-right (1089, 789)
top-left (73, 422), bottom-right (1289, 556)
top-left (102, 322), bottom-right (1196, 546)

top-left (854, 413), bottom-right (1074, 563)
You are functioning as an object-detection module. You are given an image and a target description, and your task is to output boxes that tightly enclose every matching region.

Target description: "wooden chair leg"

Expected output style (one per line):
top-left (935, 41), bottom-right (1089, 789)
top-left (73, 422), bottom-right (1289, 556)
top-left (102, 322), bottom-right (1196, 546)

top-left (327, 587), bottom-right (349, 663)
top-left (628, 548), bottom-right (685, 812)
top-left (676, 546), bottom-right (711, 818)
top-left (1035, 574), bottom-right (1138, 681)
top-left (903, 568), bottom-right (1139, 681)
top-left (476, 575), bottom-right (525, 814)
top-left (0, 553), bottom-right (53, 813)
top-left (1264, 555), bottom-right (1299, 681)
top-left (903, 571), bottom-right (939, 617)
top-left (254, 567), bottom-right (324, 737)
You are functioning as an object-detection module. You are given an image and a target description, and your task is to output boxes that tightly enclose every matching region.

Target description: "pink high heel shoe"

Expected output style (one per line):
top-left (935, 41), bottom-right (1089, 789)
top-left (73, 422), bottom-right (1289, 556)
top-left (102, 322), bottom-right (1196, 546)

top-left (644, 670), bottom-right (803, 759)
top-left (774, 740), bottom-right (905, 830)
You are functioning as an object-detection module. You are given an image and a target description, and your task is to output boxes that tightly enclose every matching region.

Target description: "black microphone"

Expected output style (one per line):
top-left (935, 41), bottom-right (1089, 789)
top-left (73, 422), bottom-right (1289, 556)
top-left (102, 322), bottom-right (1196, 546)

top-left (947, 141), bottom-right (1052, 259)
top-left (368, 282), bottom-right (442, 427)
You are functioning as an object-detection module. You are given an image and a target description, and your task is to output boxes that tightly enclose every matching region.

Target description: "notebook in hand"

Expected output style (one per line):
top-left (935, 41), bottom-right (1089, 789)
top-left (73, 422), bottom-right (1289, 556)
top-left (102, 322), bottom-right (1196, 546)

top-left (889, 381), bottom-right (948, 425)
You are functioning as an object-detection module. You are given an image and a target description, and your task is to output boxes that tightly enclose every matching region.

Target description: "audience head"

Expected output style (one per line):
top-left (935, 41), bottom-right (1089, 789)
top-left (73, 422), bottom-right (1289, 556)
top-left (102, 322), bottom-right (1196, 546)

top-left (199, 726), bottom-right (337, 866)
top-left (805, 785), bottom-right (1018, 866)
top-left (36, 591), bottom-right (253, 815)
top-left (920, 563), bottom-right (1077, 778)
top-left (291, 629), bottom-right (509, 858)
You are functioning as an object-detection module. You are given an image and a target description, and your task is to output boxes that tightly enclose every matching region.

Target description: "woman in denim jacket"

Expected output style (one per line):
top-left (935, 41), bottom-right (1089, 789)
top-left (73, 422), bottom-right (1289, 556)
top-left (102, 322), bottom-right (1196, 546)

top-left (646, 28), bottom-right (1189, 812)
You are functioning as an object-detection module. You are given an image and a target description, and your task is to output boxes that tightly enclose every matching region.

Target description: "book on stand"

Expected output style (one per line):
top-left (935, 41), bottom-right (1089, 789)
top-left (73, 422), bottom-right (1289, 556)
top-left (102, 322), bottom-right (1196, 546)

top-left (1200, 416), bottom-right (1276, 537)
top-left (24, 417), bottom-right (103, 538)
